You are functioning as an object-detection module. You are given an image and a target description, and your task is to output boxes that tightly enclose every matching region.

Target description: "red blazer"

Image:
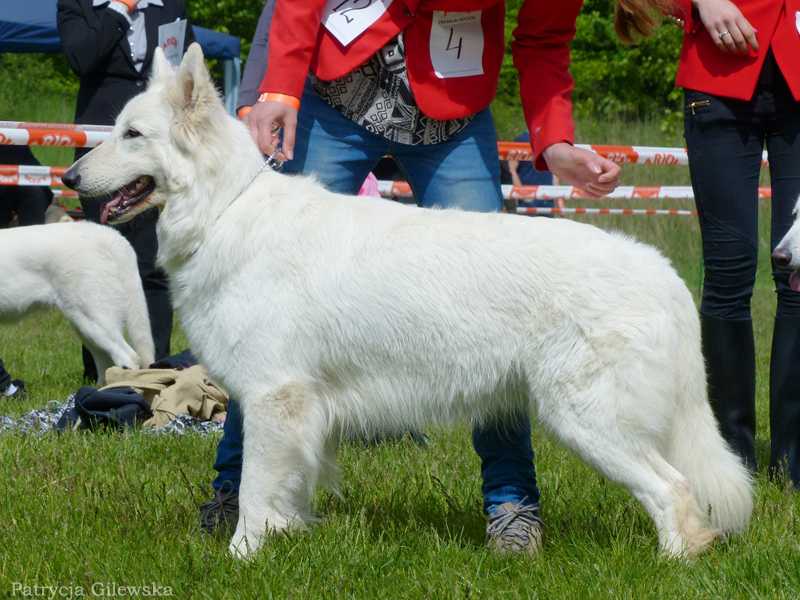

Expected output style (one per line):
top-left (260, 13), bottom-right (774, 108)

top-left (673, 0), bottom-right (800, 100)
top-left (259, 1), bottom-right (584, 168)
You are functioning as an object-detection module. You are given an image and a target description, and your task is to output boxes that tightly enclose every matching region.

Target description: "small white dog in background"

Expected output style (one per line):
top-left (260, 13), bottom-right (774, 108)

top-left (0, 221), bottom-right (154, 383)
top-left (65, 44), bottom-right (753, 559)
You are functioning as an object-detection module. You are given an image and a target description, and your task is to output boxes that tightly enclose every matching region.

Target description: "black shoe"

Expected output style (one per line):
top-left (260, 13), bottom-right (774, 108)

top-left (199, 485), bottom-right (239, 534)
top-left (2, 379), bottom-right (25, 399)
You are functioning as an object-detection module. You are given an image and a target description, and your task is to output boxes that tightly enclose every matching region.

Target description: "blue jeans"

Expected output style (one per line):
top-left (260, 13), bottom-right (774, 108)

top-left (213, 86), bottom-right (540, 511)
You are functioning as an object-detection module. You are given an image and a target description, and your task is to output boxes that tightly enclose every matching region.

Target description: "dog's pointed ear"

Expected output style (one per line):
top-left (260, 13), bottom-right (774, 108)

top-left (150, 47), bottom-right (172, 83)
top-left (174, 42), bottom-right (214, 111)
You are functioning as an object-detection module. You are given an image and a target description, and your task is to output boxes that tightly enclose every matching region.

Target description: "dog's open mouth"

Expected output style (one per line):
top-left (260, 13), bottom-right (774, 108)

top-left (790, 272), bottom-right (800, 293)
top-left (100, 176), bottom-right (155, 224)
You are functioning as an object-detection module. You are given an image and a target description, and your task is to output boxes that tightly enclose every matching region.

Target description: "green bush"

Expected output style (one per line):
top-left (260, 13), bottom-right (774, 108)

top-left (498, 0), bottom-right (684, 131)
top-left (186, 0), bottom-right (265, 60)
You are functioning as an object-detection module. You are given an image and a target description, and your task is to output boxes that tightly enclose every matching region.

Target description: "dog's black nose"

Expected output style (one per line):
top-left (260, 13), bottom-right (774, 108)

top-left (60, 168), bottom-right (80, 190)
top-left (773, 248), bottom-right (792, 268)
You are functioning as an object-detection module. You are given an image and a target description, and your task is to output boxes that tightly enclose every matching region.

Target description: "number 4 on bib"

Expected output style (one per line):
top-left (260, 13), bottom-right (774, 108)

top-left (430, 11), bottom-right (484, 79)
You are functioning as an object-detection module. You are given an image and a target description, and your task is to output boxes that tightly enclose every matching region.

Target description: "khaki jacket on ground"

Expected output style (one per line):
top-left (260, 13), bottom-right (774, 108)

top-left (101, 365), bottom-right (228, 428)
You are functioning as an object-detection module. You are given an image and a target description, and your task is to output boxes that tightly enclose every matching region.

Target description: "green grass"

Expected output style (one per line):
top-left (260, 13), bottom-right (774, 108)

top-left (1, 82), bottom-right (799, 599)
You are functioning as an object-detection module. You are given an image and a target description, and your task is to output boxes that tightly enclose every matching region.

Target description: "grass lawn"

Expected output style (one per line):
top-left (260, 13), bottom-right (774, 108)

top-left (1, 85), bottom-right (799, 599)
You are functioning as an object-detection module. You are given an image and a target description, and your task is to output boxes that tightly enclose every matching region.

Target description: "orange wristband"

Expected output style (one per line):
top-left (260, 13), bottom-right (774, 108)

top-left (258, 93), bottom-right (300, 111)
top-left (237, 105), bottom-right (252, 120)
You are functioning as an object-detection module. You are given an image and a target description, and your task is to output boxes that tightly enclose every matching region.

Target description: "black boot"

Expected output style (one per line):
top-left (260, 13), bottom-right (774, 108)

top-left (769, 316), bottom-right (800, 488)
top-left (701, 315), bottom-right (757, 470)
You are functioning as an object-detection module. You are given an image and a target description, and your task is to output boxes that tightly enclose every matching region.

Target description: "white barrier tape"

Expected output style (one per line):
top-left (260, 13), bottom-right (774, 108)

top-left (0, 162), bottom-right (770, 207)
top-left (378, 180), bottom-right (771, 201)
top-left (51, 189), bottom-right (78, 198)
top-left (0, 164), bottom-right (64, 187)
top-left (499, 141), bottom-right (768, 166)
top-left (518, 206), bottom-right (697, 217)
top-left (0, 121), bottom-right (113, 132)
top-left (0, 122), bottom-right (770, 166)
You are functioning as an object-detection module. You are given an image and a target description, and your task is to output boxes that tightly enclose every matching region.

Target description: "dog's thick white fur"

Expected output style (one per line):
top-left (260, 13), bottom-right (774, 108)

top-left (66, 44), bottom-right (753, 558)
top-left (0, 222), bottom-right (154, 382)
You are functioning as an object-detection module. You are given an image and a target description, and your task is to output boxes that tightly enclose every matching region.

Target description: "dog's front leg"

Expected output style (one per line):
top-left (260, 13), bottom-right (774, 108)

top-left (229, 382), bottom-right (330, 559)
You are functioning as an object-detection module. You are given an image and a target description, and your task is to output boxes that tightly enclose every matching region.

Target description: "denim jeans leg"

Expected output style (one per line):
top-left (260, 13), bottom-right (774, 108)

top-left (472, 416), bottom-right (539, 512)
top-left (283, 85), bottom-right (388, 193)
top-left (394, 109), bottom-right (539, 512)
top-left (212, 398), bottom-right (244, 492)
top-left (391, 109), bottom-right (503, 213)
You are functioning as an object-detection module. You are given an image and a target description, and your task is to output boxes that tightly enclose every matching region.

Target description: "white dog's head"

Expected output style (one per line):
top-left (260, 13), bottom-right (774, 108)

top-left (773, 197), bottom-right (800, 292)
top-left (62, 43), bottom-right (231, 225)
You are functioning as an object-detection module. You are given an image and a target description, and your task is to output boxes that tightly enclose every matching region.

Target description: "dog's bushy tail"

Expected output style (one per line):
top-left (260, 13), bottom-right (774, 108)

top-left (118, 242), bottom-right (155, 368)
top-left (667, 316), bottom-right (753, 535)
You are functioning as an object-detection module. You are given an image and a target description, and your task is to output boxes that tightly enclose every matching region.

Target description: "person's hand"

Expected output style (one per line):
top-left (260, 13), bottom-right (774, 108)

top-left (542, 143), bottom-right (620, 198)
top-left (693, 0), bottom-right (758, 55)
top-left (243, 99), bottom-right (298, 160)
top-left (506, 149), bottom-right (526, 175)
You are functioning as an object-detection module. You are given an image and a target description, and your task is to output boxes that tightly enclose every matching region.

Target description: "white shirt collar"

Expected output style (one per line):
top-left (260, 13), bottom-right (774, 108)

top-left (93, 0), bottom-right (164, 8)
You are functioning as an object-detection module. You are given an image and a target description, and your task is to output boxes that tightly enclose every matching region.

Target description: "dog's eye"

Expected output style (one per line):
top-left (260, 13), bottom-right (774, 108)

top-left (123, 128), bottom-right (142, 139)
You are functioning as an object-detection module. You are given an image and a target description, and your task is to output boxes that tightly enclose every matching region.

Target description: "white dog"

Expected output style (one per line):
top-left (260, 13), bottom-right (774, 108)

top-left (772, 198), bottom-right (800, 289)
top-left (64, 44), bottom-right (753, 558)
top-left (0, 222), bottom-right (154, 382)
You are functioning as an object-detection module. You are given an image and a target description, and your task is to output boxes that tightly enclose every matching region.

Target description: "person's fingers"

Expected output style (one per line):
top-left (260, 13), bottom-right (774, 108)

top-left (258, 117), bottom-right (277, 155)
top-left (585, 183), bottom-right (615, 197)
top-left (737, 16), bottom-right (759, 52)
top-left (244, 112), bottom-right (259, 145)
top-left (723, 18), bottom-right (748, 54)
top-left (716, 26), bottom-right (737, 53)
top-left (579, 185), bottom-right (604, 198)
top-left (282, 111), bottom-right (297, 160)
top-left (595, 159), bottom-right (621, 183)
top-left (727, 23), bottom-right (748, 54)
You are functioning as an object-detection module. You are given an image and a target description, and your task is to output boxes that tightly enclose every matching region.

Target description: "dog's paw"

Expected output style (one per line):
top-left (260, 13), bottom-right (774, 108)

top-left (228, 529), bottom-right (261, 560)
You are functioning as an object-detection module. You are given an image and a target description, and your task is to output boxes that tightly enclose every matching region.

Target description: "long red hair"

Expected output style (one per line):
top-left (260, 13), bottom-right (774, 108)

top-left (615, 0), bottom-right (676, 43)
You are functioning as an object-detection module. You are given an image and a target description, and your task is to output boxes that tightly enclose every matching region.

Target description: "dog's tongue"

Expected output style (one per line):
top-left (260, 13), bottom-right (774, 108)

top-left (790, 272), bottom-right (800, 293)
top-left (100, 193), bottom-right (123, 224)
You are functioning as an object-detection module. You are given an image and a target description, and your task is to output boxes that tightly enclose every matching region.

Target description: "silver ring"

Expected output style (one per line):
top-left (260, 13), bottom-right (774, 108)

top-left (718, 30), bottom-right (731, 40)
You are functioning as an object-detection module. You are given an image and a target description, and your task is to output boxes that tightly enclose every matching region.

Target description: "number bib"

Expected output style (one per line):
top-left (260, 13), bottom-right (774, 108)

top-left (158, 19), bottom-right (187, 67)
top-left (322, 0), bottom-right (394, 47)
top-left (429, 11), bottom-right (484, 79)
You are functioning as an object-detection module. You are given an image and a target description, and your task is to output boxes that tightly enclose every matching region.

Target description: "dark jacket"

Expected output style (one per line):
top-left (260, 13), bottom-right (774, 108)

top-left (57, 0), bottom-right (194, 128)
top-left (237, 0), bottom-right (276, 111)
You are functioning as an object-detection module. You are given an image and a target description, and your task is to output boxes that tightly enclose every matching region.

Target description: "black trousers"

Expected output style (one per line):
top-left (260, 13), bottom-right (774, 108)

top-left (685, 52), bottom-right (800, 485)
top-left (684, 53), bottom-right (800, 320)
top-left (0, 359), bottom-right (10, 390)
top-left (0, 186), bottom-right (52, 227)
top-left (80, 200), bottom-right (173, 377)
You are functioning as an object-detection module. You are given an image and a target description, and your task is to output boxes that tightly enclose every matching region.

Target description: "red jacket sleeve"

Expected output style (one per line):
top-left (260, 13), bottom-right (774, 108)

top-left (512, 0), bottom-right (583, 171)
top-left (257, 0), bottom-right (327, 98)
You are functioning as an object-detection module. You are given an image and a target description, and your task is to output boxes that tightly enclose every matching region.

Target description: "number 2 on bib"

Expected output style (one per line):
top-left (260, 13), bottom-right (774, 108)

top-left (322, 0), bottom-right (393, 47)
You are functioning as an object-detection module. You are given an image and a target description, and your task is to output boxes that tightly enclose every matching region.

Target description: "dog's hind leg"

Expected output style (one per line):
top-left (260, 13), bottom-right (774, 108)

top-left (536, 373), bottom-right (717, 558)
top-left (63, 306), bottom-right (140, 374)
top-left (230, 381), bottom-right (330, 559)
